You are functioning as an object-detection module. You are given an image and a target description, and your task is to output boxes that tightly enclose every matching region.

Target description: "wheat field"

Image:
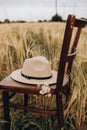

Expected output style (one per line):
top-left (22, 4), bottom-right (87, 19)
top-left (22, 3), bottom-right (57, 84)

top-left (0, 22), bottom-right (87, 130)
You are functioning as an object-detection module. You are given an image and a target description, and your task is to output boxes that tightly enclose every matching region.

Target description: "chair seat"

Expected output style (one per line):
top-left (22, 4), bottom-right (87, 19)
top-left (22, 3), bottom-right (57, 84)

top-left (0, 74), bottom-right (69, 94)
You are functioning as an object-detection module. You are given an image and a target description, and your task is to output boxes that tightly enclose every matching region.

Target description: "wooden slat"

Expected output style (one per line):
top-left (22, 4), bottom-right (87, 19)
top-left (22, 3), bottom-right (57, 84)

top-left (75, 18), bottom-right (87, 28)
top-left (67, 50), bottom-right (77, 62)
top-left (9, 103), bottom-right (57, 115)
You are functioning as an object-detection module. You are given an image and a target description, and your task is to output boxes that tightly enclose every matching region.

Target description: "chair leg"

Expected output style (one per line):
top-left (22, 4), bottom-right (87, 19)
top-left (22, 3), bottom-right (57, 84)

top-left (24, 94), bottom-right (28, 113)
top-left (56, 92), bottom-right (65, 130)
top-left (3, 91), bottom-right (10, 130)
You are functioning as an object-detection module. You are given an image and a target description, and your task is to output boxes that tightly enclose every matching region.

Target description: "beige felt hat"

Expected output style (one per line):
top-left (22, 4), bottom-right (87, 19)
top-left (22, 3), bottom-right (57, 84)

top-left (11, 56), bottom-right (57, 85)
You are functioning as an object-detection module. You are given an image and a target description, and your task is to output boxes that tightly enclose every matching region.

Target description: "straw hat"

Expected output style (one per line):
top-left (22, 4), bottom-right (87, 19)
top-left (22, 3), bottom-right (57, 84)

top-left (11, 56), bottom-right (57, 85)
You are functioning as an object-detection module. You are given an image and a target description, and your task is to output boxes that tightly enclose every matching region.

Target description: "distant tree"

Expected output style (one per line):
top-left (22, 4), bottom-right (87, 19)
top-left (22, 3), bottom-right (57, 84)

top-left (38, 20), bottom-right (42, 22)
top-left (38, 19), bottom-right (48, 22)
top-left (16, 20), bottom-right (26, 23)
top-left (4, 19), bottom-right (10, 23)
top-left (0, 21), bottom-right (2, 24)
top-left (43, 19), bottom-right (47, 22)
top-left (51, 13), bottom-right (63, 22)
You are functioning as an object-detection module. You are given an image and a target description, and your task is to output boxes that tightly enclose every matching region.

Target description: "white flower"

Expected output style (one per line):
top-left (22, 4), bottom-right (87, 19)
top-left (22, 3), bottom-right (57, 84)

top-left (39, 84), bottom-right (51, 97)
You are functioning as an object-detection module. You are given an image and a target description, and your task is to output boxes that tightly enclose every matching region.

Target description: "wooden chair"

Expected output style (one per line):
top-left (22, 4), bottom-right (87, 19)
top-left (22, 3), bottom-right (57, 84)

top-left (55, 15), bottom-right (86, 128)
top-left (0, 14), bottom-right (86, 130)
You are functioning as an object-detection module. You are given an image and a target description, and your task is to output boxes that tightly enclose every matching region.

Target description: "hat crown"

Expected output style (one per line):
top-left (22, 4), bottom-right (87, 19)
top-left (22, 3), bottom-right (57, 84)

top-left (22, 56), bottom-right (52, 78)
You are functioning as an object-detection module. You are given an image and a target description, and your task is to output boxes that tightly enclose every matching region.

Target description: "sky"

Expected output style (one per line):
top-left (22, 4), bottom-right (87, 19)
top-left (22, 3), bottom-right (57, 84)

top-left (0, 0), bottom-right (87, 22)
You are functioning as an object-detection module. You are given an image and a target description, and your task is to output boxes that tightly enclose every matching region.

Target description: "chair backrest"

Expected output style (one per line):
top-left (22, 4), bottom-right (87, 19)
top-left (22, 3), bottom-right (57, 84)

top-left (56, 14), bottom-right (87, 128)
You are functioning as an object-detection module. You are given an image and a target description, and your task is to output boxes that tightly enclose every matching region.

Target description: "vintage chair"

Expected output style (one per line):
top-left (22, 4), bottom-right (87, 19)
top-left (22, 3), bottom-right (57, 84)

top-left (0, 14), bottom-right (86, 130)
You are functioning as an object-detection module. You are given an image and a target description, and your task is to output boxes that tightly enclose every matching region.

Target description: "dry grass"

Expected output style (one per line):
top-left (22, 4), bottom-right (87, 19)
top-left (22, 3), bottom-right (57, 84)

top-left (0, 22), bottom-right (65, 79)
top-left (0, 22), bottom-right (87, 130)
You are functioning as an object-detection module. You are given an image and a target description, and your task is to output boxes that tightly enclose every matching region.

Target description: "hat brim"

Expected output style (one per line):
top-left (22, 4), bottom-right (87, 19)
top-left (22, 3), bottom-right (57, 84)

top-left (11, 69), bottom-right (57, 85)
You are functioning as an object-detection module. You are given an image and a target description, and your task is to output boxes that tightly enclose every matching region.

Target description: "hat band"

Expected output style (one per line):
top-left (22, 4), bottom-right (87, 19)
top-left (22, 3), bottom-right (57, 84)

top-left (21, 72), bottom-right (52, 80)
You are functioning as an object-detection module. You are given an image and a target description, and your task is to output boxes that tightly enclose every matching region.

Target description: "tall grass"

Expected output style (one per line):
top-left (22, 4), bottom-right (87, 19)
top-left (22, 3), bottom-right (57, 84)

top-left (0, 22), bottom-right (87, 129)
top-left (0, 22), bottom-right (65, 79)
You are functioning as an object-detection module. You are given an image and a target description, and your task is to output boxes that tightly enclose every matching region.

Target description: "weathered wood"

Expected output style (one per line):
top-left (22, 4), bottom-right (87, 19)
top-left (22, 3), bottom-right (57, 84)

top-left (2, 91), bottom-right (10, 130)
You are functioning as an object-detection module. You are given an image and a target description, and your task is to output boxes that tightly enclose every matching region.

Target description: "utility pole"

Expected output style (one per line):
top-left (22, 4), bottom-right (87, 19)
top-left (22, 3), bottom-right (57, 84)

top-left (55, 0), bottom-right (57, 15)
